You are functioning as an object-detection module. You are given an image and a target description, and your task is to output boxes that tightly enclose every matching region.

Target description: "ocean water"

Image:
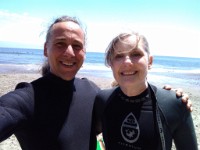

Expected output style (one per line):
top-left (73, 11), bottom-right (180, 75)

top-left (0, 47), bottom-right (200, 86)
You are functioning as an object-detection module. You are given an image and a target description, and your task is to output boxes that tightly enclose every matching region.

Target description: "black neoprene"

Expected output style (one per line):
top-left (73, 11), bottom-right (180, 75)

top-left (0, 73), bottom-right (100, 150)
top-left (93, 84), bottom-right (198, 150)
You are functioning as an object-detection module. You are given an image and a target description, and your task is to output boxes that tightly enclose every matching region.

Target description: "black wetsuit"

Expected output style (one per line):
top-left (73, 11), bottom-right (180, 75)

top-left (0, 73), bottom-right (100, 150)
top-left (93, 84), bottom-right (198, 150)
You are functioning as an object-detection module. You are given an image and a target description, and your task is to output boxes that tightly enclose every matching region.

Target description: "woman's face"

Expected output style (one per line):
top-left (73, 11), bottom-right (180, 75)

top-left (110, 35), bottom-right (153, 89)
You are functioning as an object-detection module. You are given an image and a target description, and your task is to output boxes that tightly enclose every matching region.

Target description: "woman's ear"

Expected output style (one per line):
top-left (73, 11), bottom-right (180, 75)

top-left (148, 55), bottom-right (153, 70)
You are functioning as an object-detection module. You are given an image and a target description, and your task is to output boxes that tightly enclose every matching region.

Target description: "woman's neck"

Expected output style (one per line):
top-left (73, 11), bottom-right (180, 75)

top-left (120, 82), bottom-right (148, 97)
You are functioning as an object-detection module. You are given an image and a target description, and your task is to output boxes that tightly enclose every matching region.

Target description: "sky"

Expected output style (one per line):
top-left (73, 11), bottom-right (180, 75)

top-left (0, 0), bottom-right (200, 58)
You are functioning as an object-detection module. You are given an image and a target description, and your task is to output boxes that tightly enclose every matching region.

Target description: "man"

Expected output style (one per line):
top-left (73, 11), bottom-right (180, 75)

top-left (0, 15), bottom-right (99, 150)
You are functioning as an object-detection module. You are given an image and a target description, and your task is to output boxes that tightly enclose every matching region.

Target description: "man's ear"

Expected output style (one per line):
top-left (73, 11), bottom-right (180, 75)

top-left (148, 55), bottom-right (153, 70)
top-left (44, 42), bottom-right (48, 57)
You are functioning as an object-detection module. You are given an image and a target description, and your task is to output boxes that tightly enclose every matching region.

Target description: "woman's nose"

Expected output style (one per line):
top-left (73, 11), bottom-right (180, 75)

top-left (124, 55), bottom-right (132, 63)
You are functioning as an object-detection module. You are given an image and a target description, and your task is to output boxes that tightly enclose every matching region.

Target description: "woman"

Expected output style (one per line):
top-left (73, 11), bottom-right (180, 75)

top-left (94, 32), bottom-right (197, 150)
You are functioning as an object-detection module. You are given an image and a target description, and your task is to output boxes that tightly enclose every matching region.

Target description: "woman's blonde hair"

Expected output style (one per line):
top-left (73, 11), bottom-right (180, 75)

top-left (105, 31), bottom-right (150, 67)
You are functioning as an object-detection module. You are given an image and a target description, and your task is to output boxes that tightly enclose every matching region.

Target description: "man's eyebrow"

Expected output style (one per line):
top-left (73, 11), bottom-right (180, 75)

top-left (73, 40), bottom-right (83, 44)
top-left (54, 37), bottom-right (66, 41)
top-left (53, 36), bottom-right (84, 45)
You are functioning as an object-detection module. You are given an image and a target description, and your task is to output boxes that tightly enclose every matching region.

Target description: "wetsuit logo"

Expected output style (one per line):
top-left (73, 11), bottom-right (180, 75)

top-left (121, 112), bottom-right (140, 143)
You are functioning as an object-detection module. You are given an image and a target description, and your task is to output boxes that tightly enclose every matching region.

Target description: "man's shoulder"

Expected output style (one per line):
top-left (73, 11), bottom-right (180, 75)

top-left (75, 77), bottom-right (100, 91)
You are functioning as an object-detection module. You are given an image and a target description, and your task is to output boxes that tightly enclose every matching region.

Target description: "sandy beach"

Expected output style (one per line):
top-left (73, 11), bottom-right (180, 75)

top-left (0, 73), bottom-right (199, 149)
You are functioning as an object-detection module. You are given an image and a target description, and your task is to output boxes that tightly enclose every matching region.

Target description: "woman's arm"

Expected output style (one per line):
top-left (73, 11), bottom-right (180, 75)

top-left (173, 112), bottom-right (198, 149)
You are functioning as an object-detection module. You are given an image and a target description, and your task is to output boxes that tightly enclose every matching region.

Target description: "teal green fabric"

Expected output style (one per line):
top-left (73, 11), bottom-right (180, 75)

top-left (96, 141), bottom-right (101, 150)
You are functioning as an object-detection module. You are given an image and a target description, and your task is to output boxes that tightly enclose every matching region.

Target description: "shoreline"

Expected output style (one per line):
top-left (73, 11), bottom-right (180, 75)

top-left (0, 73), bottom-right (199, 149)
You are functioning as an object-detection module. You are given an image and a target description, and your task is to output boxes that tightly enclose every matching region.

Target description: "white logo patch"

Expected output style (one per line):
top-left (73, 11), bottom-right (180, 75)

top-left (121, 112), bottom-right (140, 143)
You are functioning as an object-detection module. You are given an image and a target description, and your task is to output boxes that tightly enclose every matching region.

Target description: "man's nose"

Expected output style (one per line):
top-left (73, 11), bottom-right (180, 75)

top-left (64, 45), bottom-right (75, 56)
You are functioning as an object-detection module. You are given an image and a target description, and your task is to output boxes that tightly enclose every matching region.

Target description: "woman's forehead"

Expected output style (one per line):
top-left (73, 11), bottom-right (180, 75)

top-left (114, 34), bottom-right (139, 52)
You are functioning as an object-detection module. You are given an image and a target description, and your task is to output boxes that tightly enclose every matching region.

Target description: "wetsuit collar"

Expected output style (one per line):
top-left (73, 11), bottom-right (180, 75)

top-left (45, 72), bottom-right (75, 88)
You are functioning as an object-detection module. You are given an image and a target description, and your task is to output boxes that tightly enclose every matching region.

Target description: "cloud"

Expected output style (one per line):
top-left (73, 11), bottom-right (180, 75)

top-left (86, 21), bottom-right (200, 58)
top-left (0, 10), bottom-right (47, 48)
top-left (0, 10), bottom-right (199, 58)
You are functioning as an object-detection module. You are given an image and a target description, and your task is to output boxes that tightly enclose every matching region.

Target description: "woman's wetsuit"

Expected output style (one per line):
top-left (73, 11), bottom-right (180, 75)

top-left (93, 84), bottom-right (198, 150)
top-left (0, 73), bottom-right (100, 150)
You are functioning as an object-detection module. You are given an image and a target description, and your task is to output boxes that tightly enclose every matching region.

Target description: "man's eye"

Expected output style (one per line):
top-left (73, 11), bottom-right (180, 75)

top-left (72, 44), bottom-right (83, 51)
top-left (56, 42), bottom-right (65, 47)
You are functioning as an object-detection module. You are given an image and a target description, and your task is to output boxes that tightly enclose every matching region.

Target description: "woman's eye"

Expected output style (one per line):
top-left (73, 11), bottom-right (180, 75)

top-left (132, 53), bottom-right (141, 57)
top-left (115, 54), bottom-right (124, 59)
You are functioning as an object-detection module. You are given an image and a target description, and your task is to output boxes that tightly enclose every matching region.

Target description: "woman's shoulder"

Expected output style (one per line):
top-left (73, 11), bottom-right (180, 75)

top-left (150, 84), bottom-right (180, 105)
top-left (97, 87), bottom-right (118, 99)
top-left (151, 84), bottom-right (190, 125)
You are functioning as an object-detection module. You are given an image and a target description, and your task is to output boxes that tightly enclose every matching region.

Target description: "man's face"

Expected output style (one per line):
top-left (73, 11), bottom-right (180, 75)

top-left (44, 21), bottom-right (85, 80)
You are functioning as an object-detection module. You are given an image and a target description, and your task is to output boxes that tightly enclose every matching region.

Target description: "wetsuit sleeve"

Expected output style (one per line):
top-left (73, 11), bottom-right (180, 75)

top-left (173, 107), bottom-right (198, 149)
top-left (0, 82), bottom-right (34, 141)
top-left (156, 87), bottom-right (198, 150)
